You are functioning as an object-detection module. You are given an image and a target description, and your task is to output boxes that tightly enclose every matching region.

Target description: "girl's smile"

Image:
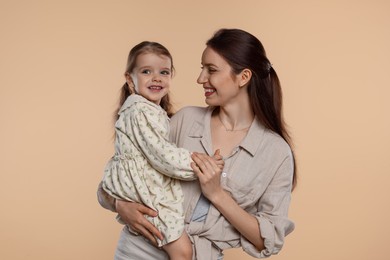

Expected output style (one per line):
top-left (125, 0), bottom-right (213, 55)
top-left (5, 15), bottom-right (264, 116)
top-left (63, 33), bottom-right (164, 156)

top-left (127, 52), bottom-right (172, 105)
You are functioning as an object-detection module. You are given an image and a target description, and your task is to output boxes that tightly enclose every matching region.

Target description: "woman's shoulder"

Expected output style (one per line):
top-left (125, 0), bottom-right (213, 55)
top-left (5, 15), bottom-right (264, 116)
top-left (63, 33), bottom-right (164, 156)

top-left (172, 106), bottom-right (209, 120)
top-left (261, 128), bottom-right (293, 158)
top-left (175, 105), bottom-right (208, 114)
top-left (169, 106), bottom-right (209, 133)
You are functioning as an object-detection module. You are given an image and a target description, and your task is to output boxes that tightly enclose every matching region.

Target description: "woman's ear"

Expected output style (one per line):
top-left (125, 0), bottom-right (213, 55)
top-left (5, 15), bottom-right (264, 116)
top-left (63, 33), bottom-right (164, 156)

top-left (239, 69), bottom-right (252, 88)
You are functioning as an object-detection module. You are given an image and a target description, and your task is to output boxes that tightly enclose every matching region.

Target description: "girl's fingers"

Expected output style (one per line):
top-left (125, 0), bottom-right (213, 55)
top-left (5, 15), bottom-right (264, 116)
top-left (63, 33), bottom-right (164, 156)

top-left (191, 153), bottom-right (209, 172)
top-left (190, 161), bottom-right (198, 171)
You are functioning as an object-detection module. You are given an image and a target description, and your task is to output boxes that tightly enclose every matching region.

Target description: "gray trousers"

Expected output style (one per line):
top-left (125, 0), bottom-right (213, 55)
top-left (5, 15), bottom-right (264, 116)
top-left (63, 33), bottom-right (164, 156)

top-left (115, 227), bottom-right (169, 260)
top-left (114, 226), bottom-right (224, 260)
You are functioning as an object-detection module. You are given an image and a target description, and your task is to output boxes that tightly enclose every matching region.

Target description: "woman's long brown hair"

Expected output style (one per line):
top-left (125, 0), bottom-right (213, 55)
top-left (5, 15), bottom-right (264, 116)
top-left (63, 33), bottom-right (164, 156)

top-left (206, 29), bottom-right (297, 190)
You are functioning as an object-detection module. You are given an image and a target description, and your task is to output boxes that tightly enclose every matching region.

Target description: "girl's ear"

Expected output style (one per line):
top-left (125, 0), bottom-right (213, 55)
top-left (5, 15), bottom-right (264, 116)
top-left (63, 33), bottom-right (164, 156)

top-left (124, 72), bottom-right (135, 92)
top-left (124, 72), bottom-right (132, 84)
top-left (238, 69), bottom-right (252, 88)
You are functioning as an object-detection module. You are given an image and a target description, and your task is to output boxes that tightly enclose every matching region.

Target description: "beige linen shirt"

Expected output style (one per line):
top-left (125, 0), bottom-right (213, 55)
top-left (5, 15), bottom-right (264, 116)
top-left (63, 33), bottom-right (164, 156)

top-left (98, 105), bottom-right (295, 259)
top-left (102, 94), bottom-right (195, 246)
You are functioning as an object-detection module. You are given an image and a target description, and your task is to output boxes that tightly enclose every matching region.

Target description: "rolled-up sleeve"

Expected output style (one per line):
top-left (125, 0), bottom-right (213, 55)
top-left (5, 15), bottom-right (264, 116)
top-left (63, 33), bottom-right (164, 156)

top-left (97, 181), bottom-right (116, 212)
top-left (241, 154), bottom-right (295, 258)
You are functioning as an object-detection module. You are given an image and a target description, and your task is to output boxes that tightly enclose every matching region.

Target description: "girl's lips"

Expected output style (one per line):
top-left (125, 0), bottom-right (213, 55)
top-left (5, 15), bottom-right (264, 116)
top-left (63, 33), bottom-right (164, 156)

top-left (148, 85), bottom-right (163, 91)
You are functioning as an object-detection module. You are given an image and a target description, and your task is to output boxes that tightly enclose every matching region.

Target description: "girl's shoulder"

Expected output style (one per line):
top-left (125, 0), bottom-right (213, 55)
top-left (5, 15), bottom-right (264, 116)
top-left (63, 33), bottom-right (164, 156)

top-left (119, 94), bottom-right (165, 115)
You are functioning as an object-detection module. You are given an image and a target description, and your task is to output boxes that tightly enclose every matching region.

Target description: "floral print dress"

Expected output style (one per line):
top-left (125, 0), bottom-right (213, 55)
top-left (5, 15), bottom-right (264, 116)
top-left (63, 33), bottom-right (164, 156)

top-left (102, 94), bottom-right (195, 246)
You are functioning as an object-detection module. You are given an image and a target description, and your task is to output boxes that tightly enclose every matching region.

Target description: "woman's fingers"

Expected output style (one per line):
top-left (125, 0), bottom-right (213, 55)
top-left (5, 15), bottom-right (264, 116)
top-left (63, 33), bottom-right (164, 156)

top-left (213, 150), bottom-right (225, 169)
top-left (137, 203), bottom-right (158, 218)
top-left (191, 152), bottom-right (222, 181)
top-left (132, 221), bottom-right (159, 246)
top-left (115, 200), bottom-right (163, 244)
top-left (137, 205), bottom-right (163, 241)
top-left (193, 153), bottom-right (221, 173)
top-left (191, 152), bottom-right (224, 202)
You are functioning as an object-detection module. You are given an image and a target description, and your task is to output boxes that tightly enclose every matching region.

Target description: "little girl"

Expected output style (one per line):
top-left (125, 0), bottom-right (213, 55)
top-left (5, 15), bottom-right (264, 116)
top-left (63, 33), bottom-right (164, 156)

top-left (102, 41), bottom-right (223, 260)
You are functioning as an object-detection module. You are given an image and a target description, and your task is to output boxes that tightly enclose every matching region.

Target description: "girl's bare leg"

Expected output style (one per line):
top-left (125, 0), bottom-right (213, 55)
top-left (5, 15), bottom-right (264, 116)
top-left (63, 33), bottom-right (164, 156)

top-left (162, 232), bottom-right (192, 260)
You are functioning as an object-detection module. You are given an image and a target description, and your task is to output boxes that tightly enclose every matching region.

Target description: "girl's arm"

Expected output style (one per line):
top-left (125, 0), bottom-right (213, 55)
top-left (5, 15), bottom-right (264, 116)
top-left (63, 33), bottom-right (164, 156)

top-left (126, 103), bottom-right (196, 180)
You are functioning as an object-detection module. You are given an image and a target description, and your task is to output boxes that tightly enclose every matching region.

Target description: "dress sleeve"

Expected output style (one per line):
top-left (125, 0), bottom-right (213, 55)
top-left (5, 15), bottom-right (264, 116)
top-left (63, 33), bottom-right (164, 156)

top-left (241, 153), bottom-right (295, 258)
top-left (126, 103), bottom-right (196, 181)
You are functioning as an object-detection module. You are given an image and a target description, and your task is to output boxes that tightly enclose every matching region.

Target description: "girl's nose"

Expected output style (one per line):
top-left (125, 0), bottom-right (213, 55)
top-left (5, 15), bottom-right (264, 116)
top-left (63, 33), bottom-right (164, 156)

top-left (152, 74), bottom-right (161, 82)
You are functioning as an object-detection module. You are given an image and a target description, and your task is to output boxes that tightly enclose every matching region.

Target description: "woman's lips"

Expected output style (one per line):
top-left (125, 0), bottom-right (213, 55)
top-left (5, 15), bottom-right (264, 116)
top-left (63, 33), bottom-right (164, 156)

top-left (204, 87), bottom-right (216, 97)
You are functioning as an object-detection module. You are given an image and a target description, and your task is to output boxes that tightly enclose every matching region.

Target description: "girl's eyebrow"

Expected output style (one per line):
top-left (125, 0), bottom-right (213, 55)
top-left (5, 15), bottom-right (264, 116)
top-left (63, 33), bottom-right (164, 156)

top-left (137, 66), bottom-right (171, 70)
top-left (136, 65), bottom-right (151, 70)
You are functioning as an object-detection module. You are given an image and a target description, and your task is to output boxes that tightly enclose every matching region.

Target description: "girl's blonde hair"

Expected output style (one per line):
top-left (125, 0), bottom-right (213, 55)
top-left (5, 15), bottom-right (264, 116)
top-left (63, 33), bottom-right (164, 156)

top-left (114, 41), bottom-right (175, 122)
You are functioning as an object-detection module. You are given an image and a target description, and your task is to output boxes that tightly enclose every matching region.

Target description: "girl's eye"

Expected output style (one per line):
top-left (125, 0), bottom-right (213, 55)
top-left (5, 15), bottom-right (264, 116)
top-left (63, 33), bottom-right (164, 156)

top-left (161, 70), bottom-right (171, 75)
top-left (141, 69), bottom-right (151, 74)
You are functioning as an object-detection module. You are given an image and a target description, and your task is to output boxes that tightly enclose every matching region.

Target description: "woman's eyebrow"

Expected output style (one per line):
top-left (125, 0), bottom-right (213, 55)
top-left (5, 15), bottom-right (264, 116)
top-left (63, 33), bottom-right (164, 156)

top-left (203, 63), bottom-right (217, 67)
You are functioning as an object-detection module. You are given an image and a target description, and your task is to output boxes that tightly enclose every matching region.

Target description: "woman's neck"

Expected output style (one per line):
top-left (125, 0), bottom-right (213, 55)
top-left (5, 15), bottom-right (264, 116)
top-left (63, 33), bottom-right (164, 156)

top-left (217, 101), bottom-right (254, 131)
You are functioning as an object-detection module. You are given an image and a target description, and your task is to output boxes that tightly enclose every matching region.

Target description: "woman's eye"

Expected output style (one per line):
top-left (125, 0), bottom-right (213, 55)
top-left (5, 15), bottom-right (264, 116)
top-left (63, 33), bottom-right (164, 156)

top-left (200, 66), bottom-right (216, 73)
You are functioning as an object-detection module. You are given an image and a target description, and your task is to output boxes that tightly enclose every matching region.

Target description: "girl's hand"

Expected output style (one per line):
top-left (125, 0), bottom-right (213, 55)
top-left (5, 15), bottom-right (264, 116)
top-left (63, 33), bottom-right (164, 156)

top-left (191, 150), bottom-right (224, 202)
top-left (115, 199), bottom-right (163, 246)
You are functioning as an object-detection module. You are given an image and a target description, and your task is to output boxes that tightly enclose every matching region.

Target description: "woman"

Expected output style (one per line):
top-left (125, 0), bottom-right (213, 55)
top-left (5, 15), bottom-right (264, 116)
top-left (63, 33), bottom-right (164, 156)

top-left (98, 28), bottom-right (296, 259)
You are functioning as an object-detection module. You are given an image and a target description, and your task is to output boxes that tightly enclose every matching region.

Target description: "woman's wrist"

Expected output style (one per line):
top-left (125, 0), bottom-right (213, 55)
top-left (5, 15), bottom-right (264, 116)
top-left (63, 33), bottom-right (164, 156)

top-left (209, 188), bottom-right (228, 206)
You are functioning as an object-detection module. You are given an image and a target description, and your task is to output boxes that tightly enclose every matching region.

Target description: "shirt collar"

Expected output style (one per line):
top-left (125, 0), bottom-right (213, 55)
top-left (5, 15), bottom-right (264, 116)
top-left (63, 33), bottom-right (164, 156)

top-left (239, 117), bottom-right (265, 156)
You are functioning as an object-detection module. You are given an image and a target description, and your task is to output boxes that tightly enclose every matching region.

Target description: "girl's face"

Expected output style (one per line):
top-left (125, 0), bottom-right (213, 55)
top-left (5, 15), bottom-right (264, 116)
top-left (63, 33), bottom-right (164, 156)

top-left (128, 52), bottom-right (172, 105)
top-left (197, 47), bottom-right (242, 107)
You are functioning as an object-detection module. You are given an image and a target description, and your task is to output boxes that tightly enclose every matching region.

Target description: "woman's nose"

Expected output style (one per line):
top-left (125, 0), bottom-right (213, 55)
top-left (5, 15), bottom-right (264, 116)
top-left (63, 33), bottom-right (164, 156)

top-left (197, 71), bottom-right (206, 84)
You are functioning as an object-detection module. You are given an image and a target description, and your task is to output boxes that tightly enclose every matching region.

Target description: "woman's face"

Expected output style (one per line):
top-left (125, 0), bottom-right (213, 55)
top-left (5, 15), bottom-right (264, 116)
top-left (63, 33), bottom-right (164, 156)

top-left (197, 47), bottom-right (242, 107)
top-left (127, 52), bottom-right (172, 105)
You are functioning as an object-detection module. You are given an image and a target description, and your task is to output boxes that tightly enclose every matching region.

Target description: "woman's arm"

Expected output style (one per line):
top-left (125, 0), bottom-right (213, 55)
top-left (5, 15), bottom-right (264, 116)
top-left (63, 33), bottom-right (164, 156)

top-left (191, 152), bottom-right (265, 250)
top-left (97, 182), bottom-right (163, 246)
top-left (115, 199), bottom-right (163, 246)
top-left (191, 151), bottom-right (295, 256)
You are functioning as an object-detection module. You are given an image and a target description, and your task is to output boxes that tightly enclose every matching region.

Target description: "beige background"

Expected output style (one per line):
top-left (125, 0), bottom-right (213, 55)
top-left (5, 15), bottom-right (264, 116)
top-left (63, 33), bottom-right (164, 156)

top-left (1, 0), bottom-right (389, 259)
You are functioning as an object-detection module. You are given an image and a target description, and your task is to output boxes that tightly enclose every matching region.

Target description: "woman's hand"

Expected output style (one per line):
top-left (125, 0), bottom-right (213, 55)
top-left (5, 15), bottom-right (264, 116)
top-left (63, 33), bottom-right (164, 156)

top-left (212, 149), bottom-right (225, 170)
top-left (191, 150), bottom-right (225, 203)
top-left (115, 199), bottom-right (163, 246)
